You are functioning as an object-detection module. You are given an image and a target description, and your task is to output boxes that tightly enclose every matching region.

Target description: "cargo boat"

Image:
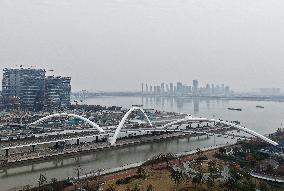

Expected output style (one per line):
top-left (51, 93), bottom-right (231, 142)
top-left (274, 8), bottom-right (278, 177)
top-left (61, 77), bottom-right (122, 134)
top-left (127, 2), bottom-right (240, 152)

top-left (256, 105), bottom-right (264, 109)
top-left (227, 108), bottom-right (242, 111)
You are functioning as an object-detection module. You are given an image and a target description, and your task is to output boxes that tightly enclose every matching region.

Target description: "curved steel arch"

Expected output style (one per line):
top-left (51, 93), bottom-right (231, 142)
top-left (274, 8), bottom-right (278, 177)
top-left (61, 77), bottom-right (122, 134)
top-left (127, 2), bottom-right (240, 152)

top-left (209, 119), bottom-right (278, 146)
top-left (159, 116), bottom-right (208, 129)
top-left (30, 113), bottom-right (105, 133)
top-left (109, 107), bottom-right (152, 145)
top-left (158, 116), bottom-right (278, 146)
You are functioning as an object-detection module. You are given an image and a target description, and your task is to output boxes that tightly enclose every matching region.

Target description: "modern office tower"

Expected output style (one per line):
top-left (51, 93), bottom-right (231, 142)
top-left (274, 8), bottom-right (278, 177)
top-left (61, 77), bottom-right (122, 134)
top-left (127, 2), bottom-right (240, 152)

top-left (146, 84), bottom-right (148, 93)
top-left (216, 85), bottom-right (220, 94)
top-left (141, 83), bottom-right (144, 94)
top-left (166, 84), bottom-right (169, 93)
top-left (44, 76), bottom-right (71, 111)
top-left (157, 86), bottom-right (161, 94)
top-left (150, 86), bottom-right (153, 94)
top-left (225, 86), bottom-right (230, 95)
top-left (192, 80), bottom-right (199, 95)
top-left (176, 82), bottom-right (183, 94)
top-left (211, 84), bottom-right (215, 95)
top-left (161, 83), bottom-right (165, 94)
top-left (188, 86), bottom-right (192, 93)
top-left (206, 84), bottom-right (211, 95)
top-left (2, 68), bottom-right (46, 111)
top-left (153, 86), bottom-right (157, 94)
top-left (170, 83), bottom-right (174, 94)
top-left (221, 84), bottom-right (225, 94)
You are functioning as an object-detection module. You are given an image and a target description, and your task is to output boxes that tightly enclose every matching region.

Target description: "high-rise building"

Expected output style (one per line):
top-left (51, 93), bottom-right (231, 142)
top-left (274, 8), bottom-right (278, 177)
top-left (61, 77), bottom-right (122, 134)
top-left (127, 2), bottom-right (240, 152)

top-left (176, 82), bottom-right (183, 94)
top-left (145, 84), bottom-right (148, 93)
top-left (2, 68), bottom-right (71, 111)
top-left (170, 83), bottom-right (174, 94)
top-left (211, 84), bottom-right (215, 95)
top-left (44, 76), bottom-right (71, 111)
top-left (206, 84), bottom-right (211, 95)
top-left (2, 68), bottom-right (46, 111)
top-left (225, 86), bottom-right (230, 95)
top-left (166, 84), bottom-right (169, 93)
top-left (161, 83), bottom-right (165, 94)
top-left (192, 80), bottom-right (199, 95)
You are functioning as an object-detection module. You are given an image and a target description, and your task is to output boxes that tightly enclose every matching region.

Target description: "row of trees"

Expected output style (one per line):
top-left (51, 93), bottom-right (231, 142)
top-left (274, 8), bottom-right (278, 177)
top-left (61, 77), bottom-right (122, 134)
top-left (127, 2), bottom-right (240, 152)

top-left (169, 160), bottom-right (222, 190)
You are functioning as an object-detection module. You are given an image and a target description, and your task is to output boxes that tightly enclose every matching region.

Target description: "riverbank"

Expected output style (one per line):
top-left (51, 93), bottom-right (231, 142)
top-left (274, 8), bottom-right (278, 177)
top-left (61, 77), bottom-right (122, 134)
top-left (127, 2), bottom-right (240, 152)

top-left (25, 144), bottom-right (233, 191)
top-left (1, 131), bottom-right (213, 169)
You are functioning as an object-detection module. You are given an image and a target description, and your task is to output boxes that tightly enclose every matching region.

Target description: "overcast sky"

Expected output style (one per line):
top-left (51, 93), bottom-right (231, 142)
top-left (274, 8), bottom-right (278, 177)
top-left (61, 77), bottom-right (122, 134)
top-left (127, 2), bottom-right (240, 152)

top-left (1, 0), bottom-right (284, 92)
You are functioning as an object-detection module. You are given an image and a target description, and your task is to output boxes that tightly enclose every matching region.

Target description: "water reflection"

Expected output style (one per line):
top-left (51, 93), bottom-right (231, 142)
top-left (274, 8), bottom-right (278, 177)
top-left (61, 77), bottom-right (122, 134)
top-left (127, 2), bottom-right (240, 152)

top-left (140, 96), bottom-right (230, 115)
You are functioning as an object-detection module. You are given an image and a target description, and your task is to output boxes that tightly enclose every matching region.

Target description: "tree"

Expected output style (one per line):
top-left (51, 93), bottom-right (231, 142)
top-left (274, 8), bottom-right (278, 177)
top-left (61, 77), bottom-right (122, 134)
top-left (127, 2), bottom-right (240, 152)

top-left (192, 160), bottom-right (204, 189)
top-left (106, 184), bottom-right (116, 191)
top-left (206, 176), bottom-right (215, 191)
top-left (146, 184), bottom-right (155, 191)
top-left (50, 178), bottom-right (63, 191)
top-left (238, 178), bottom-right (256, 191)
top-left (224, 165), bottom-right (242, 190)
top-left (207, 160), bottom-right (221, 189)
top-left (259, 181), bottom-right (269, 191)
top-left (38, 174), bottom-right (47, 188)
top-left (196, 148), bottom-right (203, 156)
top-left (170, 168), bottom-right (184, 189)
top-left (136, 167), bottom-right (147, 179)
top-left (192, 172), bottom-right (203, 189)
top-left (219, 147), bottom-right (226, 154)
top-left (131, 184), bottom-right (141, 191)
top-left (22, 185), bottom-right (31, 191)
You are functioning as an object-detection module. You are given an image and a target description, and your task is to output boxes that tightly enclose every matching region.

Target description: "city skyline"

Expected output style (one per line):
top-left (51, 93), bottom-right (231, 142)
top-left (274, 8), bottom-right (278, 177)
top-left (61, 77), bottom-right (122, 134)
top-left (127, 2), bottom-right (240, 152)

top-left (0, 66), bottom-right (282, 93)
top-left (1, 0), bottom-right (284, 92)
top-left (142, 80), bottom-right (231, 96)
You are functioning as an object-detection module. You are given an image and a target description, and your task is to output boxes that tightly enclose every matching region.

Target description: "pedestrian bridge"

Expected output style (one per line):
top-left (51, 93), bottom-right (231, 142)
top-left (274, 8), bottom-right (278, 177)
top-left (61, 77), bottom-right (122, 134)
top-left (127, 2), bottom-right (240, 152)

top-left (28, 107), bottom-right (278, 147)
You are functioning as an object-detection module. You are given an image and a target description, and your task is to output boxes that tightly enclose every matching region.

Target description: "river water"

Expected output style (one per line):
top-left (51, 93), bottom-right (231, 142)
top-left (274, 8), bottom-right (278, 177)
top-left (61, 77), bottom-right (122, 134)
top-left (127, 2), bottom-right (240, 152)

top-left (1, 97), bottom-right (284, 190)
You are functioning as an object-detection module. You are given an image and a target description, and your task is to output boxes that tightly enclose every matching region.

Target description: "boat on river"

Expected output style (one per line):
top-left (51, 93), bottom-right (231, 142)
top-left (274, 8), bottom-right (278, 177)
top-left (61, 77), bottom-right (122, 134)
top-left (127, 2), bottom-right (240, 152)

top-left (227, 108), bottom-right (242, 111)
top-left (256, 105), bottom-right (264, 109)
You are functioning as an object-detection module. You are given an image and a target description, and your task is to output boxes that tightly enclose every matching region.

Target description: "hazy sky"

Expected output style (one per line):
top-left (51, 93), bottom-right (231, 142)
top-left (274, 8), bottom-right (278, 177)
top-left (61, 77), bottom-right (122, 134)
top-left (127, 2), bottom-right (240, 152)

top-left (1, 0), bottom-right (284, 92)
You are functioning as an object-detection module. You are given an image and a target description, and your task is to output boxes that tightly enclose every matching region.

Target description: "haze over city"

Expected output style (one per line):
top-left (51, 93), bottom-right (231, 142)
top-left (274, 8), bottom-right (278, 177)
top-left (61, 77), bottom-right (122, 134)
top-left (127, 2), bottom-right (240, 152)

top-left (1, 0), bottom-right (284, 92)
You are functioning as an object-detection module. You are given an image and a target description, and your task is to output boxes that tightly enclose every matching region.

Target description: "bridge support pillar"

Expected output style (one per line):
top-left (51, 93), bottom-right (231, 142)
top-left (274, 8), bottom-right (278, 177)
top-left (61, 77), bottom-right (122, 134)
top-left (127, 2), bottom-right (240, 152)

top-left (77, 139), bottom-right (80, 146)
top-left (96, 136), bottom-right (98, 143)
top-left (56, 142), bottom-right (59, 148)
top-left (32, 145), bottom-right (35, 152)
top-left (198, 135), bottom-right (199, 140)
top-left (5, 149), bottom-right (9, 157)
top-left (207, 134), bottom-right (209, 138)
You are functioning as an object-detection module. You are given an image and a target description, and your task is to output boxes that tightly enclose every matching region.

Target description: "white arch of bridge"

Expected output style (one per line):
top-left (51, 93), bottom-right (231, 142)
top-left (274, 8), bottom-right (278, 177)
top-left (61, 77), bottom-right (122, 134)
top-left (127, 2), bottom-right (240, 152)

top-left (30, 113), bottom-right (105, 133)
top-left (30, 110), bottom-right (278, 147)
top-left (157, 116), bottom-right (278, 146)
top-left (109, 107), bottom-right (152, 145)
